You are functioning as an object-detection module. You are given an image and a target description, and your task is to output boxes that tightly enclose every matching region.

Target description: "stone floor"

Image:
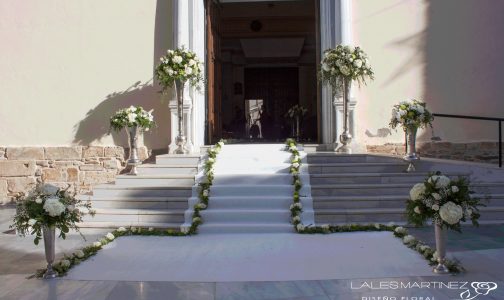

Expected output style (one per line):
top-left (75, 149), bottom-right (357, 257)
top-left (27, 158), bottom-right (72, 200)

top-left (1, 207), bottom-right (503, 300)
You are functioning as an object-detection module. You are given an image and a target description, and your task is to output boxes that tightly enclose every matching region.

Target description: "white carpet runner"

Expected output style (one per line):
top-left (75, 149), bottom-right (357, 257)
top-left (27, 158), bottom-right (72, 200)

top-left (183, 144), bottom-right (314, 233)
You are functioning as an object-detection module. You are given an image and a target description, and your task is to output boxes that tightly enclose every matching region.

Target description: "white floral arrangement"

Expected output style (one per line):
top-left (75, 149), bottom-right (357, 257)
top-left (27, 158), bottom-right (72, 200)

top-left (389, 99), bottom-right (434, 131)
top-left (11, 183), bottom-right (94, 245)
top-left (285, 104), bottom-right (308, 119)
top-left (110, 105), bottom-right (155, 132)
top-left (155, 47), bottom-right (203, 89)
top-left (319, 44), bottom-right (374, 93)
top-left (406, 172), bottom-right (483, 232)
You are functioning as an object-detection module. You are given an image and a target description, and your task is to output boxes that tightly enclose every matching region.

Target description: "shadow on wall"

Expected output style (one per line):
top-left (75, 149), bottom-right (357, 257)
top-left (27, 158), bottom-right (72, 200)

top-left (422, 0), bottom-right (504, 141)
top-left (72, 0), bottom-right (173, 151)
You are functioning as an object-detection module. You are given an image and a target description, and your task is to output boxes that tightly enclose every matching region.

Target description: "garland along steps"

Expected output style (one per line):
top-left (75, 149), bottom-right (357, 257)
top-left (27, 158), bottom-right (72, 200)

top-left (183, 143), bottom-right (315, 233)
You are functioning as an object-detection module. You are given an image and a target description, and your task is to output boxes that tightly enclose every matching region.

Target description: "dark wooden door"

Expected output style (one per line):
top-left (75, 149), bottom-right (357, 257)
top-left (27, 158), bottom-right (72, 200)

top-left (206, 0), bottom-right (222, 144)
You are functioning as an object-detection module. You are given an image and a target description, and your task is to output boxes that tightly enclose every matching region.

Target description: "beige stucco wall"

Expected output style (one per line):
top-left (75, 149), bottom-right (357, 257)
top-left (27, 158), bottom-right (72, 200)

top-left (352, 0), bottom-right (504, 145)
top-left (0, 0), bottom-right (173, 150)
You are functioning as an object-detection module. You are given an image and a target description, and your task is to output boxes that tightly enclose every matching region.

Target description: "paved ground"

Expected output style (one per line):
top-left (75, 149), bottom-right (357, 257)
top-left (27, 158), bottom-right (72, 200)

top-left (1, 207), bottom-right (503, 300)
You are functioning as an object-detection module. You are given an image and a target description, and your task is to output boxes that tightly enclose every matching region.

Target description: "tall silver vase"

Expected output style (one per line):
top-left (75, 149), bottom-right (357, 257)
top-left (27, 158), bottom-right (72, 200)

top-left (403, 125), bottom-right (419, 172)
top-left (126, 125), bottom-right (141, 175)
top-left (433, 223), bottom-right (450, 274)
top-left (336, 78), bottom-right (352, 153)
top-left (42, 226), bottom-right (58, 279)
top-left (174, 79), bottom-right (189, 154)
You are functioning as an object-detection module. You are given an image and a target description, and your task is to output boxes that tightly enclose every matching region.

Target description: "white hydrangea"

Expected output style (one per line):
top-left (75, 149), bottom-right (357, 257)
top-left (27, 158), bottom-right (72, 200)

top-left (60, 259), bottom-right (71, 268)
top-left (428, 175), bottom-right (451, 189)
top-left (451, 186), bottom-right (459, 193)
top-left (218, 141), bottom-right (224, 147)
top-left (105, 233), bottom-right (115, 241)
top-left (439, 201), bottom-right (463, 225)
top-left (374, 223), bottom-right (381, 229)
top-left (409, 183), bottom-right (426, 201)
top-left (290, 203), bottom-right (303, 210)
top-left (93, 241), bottom-right (101, 247)
top-left (173, 55), bottom-right (183, 64)
top-left (43, 197), bottom-right (66, 217)
top-left (74, 250), bottom-right (85, 258)
top-left (292, 216), bottom-right (301, 223)
top-left (130, 227), bottom-right (137, 233)
top-left (419, 245), bottom-right (431, 252)
top-left (296, 223), bottom-right (305, 231)
top-left (431, 193), bottom-right (442, 201)
top-left (35, 198), bottom-right (43, 204)
top-left (117, 227), bottom-right (127, 232)
top-left (403, 235), bottom-right (416, 244)
top-left (394, 227), bottom-right (408, 234)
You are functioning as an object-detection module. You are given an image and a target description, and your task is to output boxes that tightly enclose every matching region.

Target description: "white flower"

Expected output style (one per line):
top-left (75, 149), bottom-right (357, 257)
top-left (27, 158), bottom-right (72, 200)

top-left (117, 227), bottom-right (127, 232)
top-left (173, 55), bottom-right (183, 64)
top-left (414, 206), bottom-right (421, 214)
top-left (374, 223), bottom-right (381, 229)
top-left (322, 62), bottom-right (330, 71)
top-left (292, 162), bottom-right (300, 168)
top-left (43, 197), bottom-right (66, 217)
top-left (130, 226), bottom-right (137, 233)
top-left (208, 157), bottom-right (215, 163)
top-left (289, 145), bottom-right (297, 151)
top-left (181, 227), bottom-right (189, 234)
top-left (439, 201), bottom-right (463, 225)
top-left (414, 105), bottom-right (425, 114)
top-left (60, 259), bottom-right (71, 268)
top-left (451, 186), bottom-right (459, 193)
top-left (66, 205), bottom-right (75, 212)
top-left (192, 217), bottom-right (201, 223)
top-left (387, 222), bottom-right (395, 227)
top-left (432, 204), bottom-right (440, 211)
top-left (218, 141), bottom-right (224, 147)
top-left (353, 59), bottom-right (363, 68)
top-left (403, 235), bottom-right (416, 244)
top-left (431, 251), bottom-right (439, 262)
top-left (28, 219), bottom-right (37, 226)
top-left (188, 59), bottom-right (196, 66)
top-left (292, 155), bottom-right (300, 162)
top-left (127, 113), bottom-right (137, 123)
top-left (93, 241), bottom-right (101, 247)
top-left (196, 203), bottom-right (207, 209)
top-left (148, 227), bottom-right (154, 232)
top-left (106, 233), bottom-right (115, 241)
top-left (431, 193), bottom-right (442, 201)
top-left (339, 65), bottom-right (351, 76)
top-left (35, 198), bottom-right (43, 204)
top-left (428, 175), bottom-right (451, 189)
top-left (292, 216), bottom-right (301, 222)
top-left (74, 250), bottom-right (85, 258)
top-left (185, 67), bottom-right (193, 75)
top-left (465, 208), bottom-right (473, 218)
top-left (321, 224), bottom-right (330, 230)
top-left (409, 183), bottom-right (426, 201)
top-left (296, 223), bottom-right (305, 231)
top-left (202, 189), bottom-right (209, 197)
top-left (419, 245), bottom-right (431, 252)
top-left (394, 226), bottom-right (407, 234)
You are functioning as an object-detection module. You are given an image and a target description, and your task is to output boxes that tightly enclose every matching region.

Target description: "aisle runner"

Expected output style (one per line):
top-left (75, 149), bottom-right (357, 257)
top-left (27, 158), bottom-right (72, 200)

top-left (184, 144), bottom-right (314, 233)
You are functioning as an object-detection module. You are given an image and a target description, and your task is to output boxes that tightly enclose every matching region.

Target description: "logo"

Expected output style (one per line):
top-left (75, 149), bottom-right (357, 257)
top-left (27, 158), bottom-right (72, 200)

top-left (460, 282), bottom-right (498, 300)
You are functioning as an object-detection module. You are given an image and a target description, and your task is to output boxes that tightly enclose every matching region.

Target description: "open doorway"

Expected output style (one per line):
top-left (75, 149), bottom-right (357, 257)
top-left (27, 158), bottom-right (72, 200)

top-left (206, 0), bottom-right (319, 143)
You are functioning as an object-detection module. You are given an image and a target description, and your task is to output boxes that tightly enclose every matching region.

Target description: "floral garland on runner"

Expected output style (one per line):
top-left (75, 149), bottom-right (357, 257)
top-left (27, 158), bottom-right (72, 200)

top-left (284, 139), bottom-right (463, 273)
top-left (35, 140), bottom-right (225, 277)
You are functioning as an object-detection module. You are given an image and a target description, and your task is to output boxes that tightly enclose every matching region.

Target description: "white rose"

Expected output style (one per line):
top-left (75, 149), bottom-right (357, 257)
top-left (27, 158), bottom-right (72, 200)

top-left (394, 226), bottom-right (407, 234)
top-left (192, 217), bottom-right (201, 223)
top-left (409, 183), bottom-right (426, 201)
top-left (35, 198), bottom-right (43, 204)
top-left (296, 223), bottom-right (305, 231)
top-left (451, 186), bottom-right (459, 193)
top-left (196, 203), bottom-right (207, 209)
top-left (117, 227), bottom-right (127, 232)
top-left (202, 189), bottom-right (209, 197)
top-left (185, 67), bottom-right (193, 75)
top-left (353, 59), bottom-right (363, 68)
top-left (432, 204), bottom-right (440, 211)
top-left (93, 241), bottom-right (102, 247)
top-left (414, 206), bottom-right (421, 214)
top-left (292, 162), bottom-right (300, 168)
top-left (428, 175), bottom-right (451, 189)
top-left (403, 235), bottom-right (416, 244)
top-left (339, 65), bottom-right (350, 76)
top-left (173, 55), bottom-right (183, 64)
top-left (188, 59), bottom-right (196, 66)
top-left (431, 193), bottom-right (442, 201)
top-left (292, 216), bottom-right (301, 222)
top-left (28, 219), bottom-right (37, 226)
top-left (439, 201), bottom-right (463, 225)
top-left (127, 113), bottom-right (137, 123)
top-left (43, 197), bottom-right (66, 217)
top-left (74, 250), bottom-right (85, 258)
top-left (322, 63), bottom-right (330, 71)
top-left (106, 232), bottom-right (115, 241)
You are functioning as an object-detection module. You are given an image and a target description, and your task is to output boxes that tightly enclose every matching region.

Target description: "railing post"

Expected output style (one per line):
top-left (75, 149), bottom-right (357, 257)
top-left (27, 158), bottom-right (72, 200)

top-left (499, 120), bottom-right (502, 168)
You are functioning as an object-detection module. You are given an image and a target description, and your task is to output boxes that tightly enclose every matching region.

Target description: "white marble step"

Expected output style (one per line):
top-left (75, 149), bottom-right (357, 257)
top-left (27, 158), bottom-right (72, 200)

top-left (198, 209), bottom-right (292, 223)
top-left (114, 174), bottom-right (195, 186)
top-left (209, 185), bottom-right (298, 197)
top-left (86, 196), bottom-right (188, 210)
top-left (79, 221), bottom-right (181, 229)
top-left (212, 174), bottom-right (309, 185)
top-left (155, 154), bottom-right (201, 165)
top-left (137, 164), bottom-right (198, 175)
top-left (84, 208), bottom-right (185, 223)
top-left (309, 162), bottom-right (408, 173)
top-left (197, 223), bottom-right (294, 234)
top-left (310, 172), bottom-right (469, 185)
top-left (307, 153), bottom-right (401, 164)
top-left (92, 184), bottom-right (192, 197)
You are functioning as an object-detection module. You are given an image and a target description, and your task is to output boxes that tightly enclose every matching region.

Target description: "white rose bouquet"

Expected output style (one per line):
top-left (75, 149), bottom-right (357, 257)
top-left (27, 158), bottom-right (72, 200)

top-left (389, 99), bottom-right (433, 131)
top-left (155, 47), bottom-right (203, 89)
top-left (319, 44), bottom-right (374, 93)
top-left (110, 105), bottom-right (155, 132)
top-left (11, 183), bottom-right (94, 245)
top-left (406, 172), bottom-right (483, 232)
top-left (285, 104), bottom-right (308, 119)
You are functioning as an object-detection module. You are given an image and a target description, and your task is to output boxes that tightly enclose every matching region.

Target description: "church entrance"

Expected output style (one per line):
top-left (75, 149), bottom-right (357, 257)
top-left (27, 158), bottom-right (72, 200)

top-left (206, 0), bottom-right (319, 143)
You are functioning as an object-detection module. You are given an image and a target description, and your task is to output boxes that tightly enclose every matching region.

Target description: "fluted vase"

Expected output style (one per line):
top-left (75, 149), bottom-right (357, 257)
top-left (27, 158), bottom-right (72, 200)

top-left (42, 226), bottom-right (58, 279)
top-left (404, 125), bottom-right (419, 172)
top-left (126, 125), bottom-right (141, 175)
top-left (433, 223), bottom-right (450, 274)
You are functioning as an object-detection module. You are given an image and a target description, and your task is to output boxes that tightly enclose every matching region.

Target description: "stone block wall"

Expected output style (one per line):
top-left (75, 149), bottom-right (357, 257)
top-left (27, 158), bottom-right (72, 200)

top-left (367, 142), bottom-right (502, 165)
top-left (0, 146), bottom-right (149, 204)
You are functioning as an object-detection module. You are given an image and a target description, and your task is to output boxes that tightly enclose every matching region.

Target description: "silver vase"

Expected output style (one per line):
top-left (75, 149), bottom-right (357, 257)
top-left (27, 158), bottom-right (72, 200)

top-left (336, 78), bottom-right (352, 153)
top-left (42, 226), bottom-right (58, 279)
top-left (126, 125), bottom-right (141, 175)
top-left (174, 79), bottom-right (189, 154)
top-left (403, 125), bottom-right (419, 172)
top-left (433, 223), bottom-right (450, 274)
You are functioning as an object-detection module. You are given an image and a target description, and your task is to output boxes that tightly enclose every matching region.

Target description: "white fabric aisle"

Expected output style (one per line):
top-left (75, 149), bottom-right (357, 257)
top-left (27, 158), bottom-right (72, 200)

top-left (184, 144), bottom-right (314, 233)
top-left (66, 232), bottom-right (434, 282)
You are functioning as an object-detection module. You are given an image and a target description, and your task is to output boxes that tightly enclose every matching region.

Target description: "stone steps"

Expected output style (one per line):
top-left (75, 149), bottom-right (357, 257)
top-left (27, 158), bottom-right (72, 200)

top-left (83, 196), bottom-right (189, 210)
top-left (136, 164), bottom-right (198, 175)
top-left (115, 174), bottom-right (195, 186)
top-left (307, 153), bottom-right (400, 164)
top-left (198, 223), bottom-right (294, 234)
top-left (309, 172), bottom-right (468, 185)
top-left (309, 162), bottom-right (408, 173)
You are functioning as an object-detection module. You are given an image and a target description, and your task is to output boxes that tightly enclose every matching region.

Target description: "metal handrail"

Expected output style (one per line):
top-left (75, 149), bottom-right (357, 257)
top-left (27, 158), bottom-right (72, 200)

top-left (432, 113), bottom-right (503, 168)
